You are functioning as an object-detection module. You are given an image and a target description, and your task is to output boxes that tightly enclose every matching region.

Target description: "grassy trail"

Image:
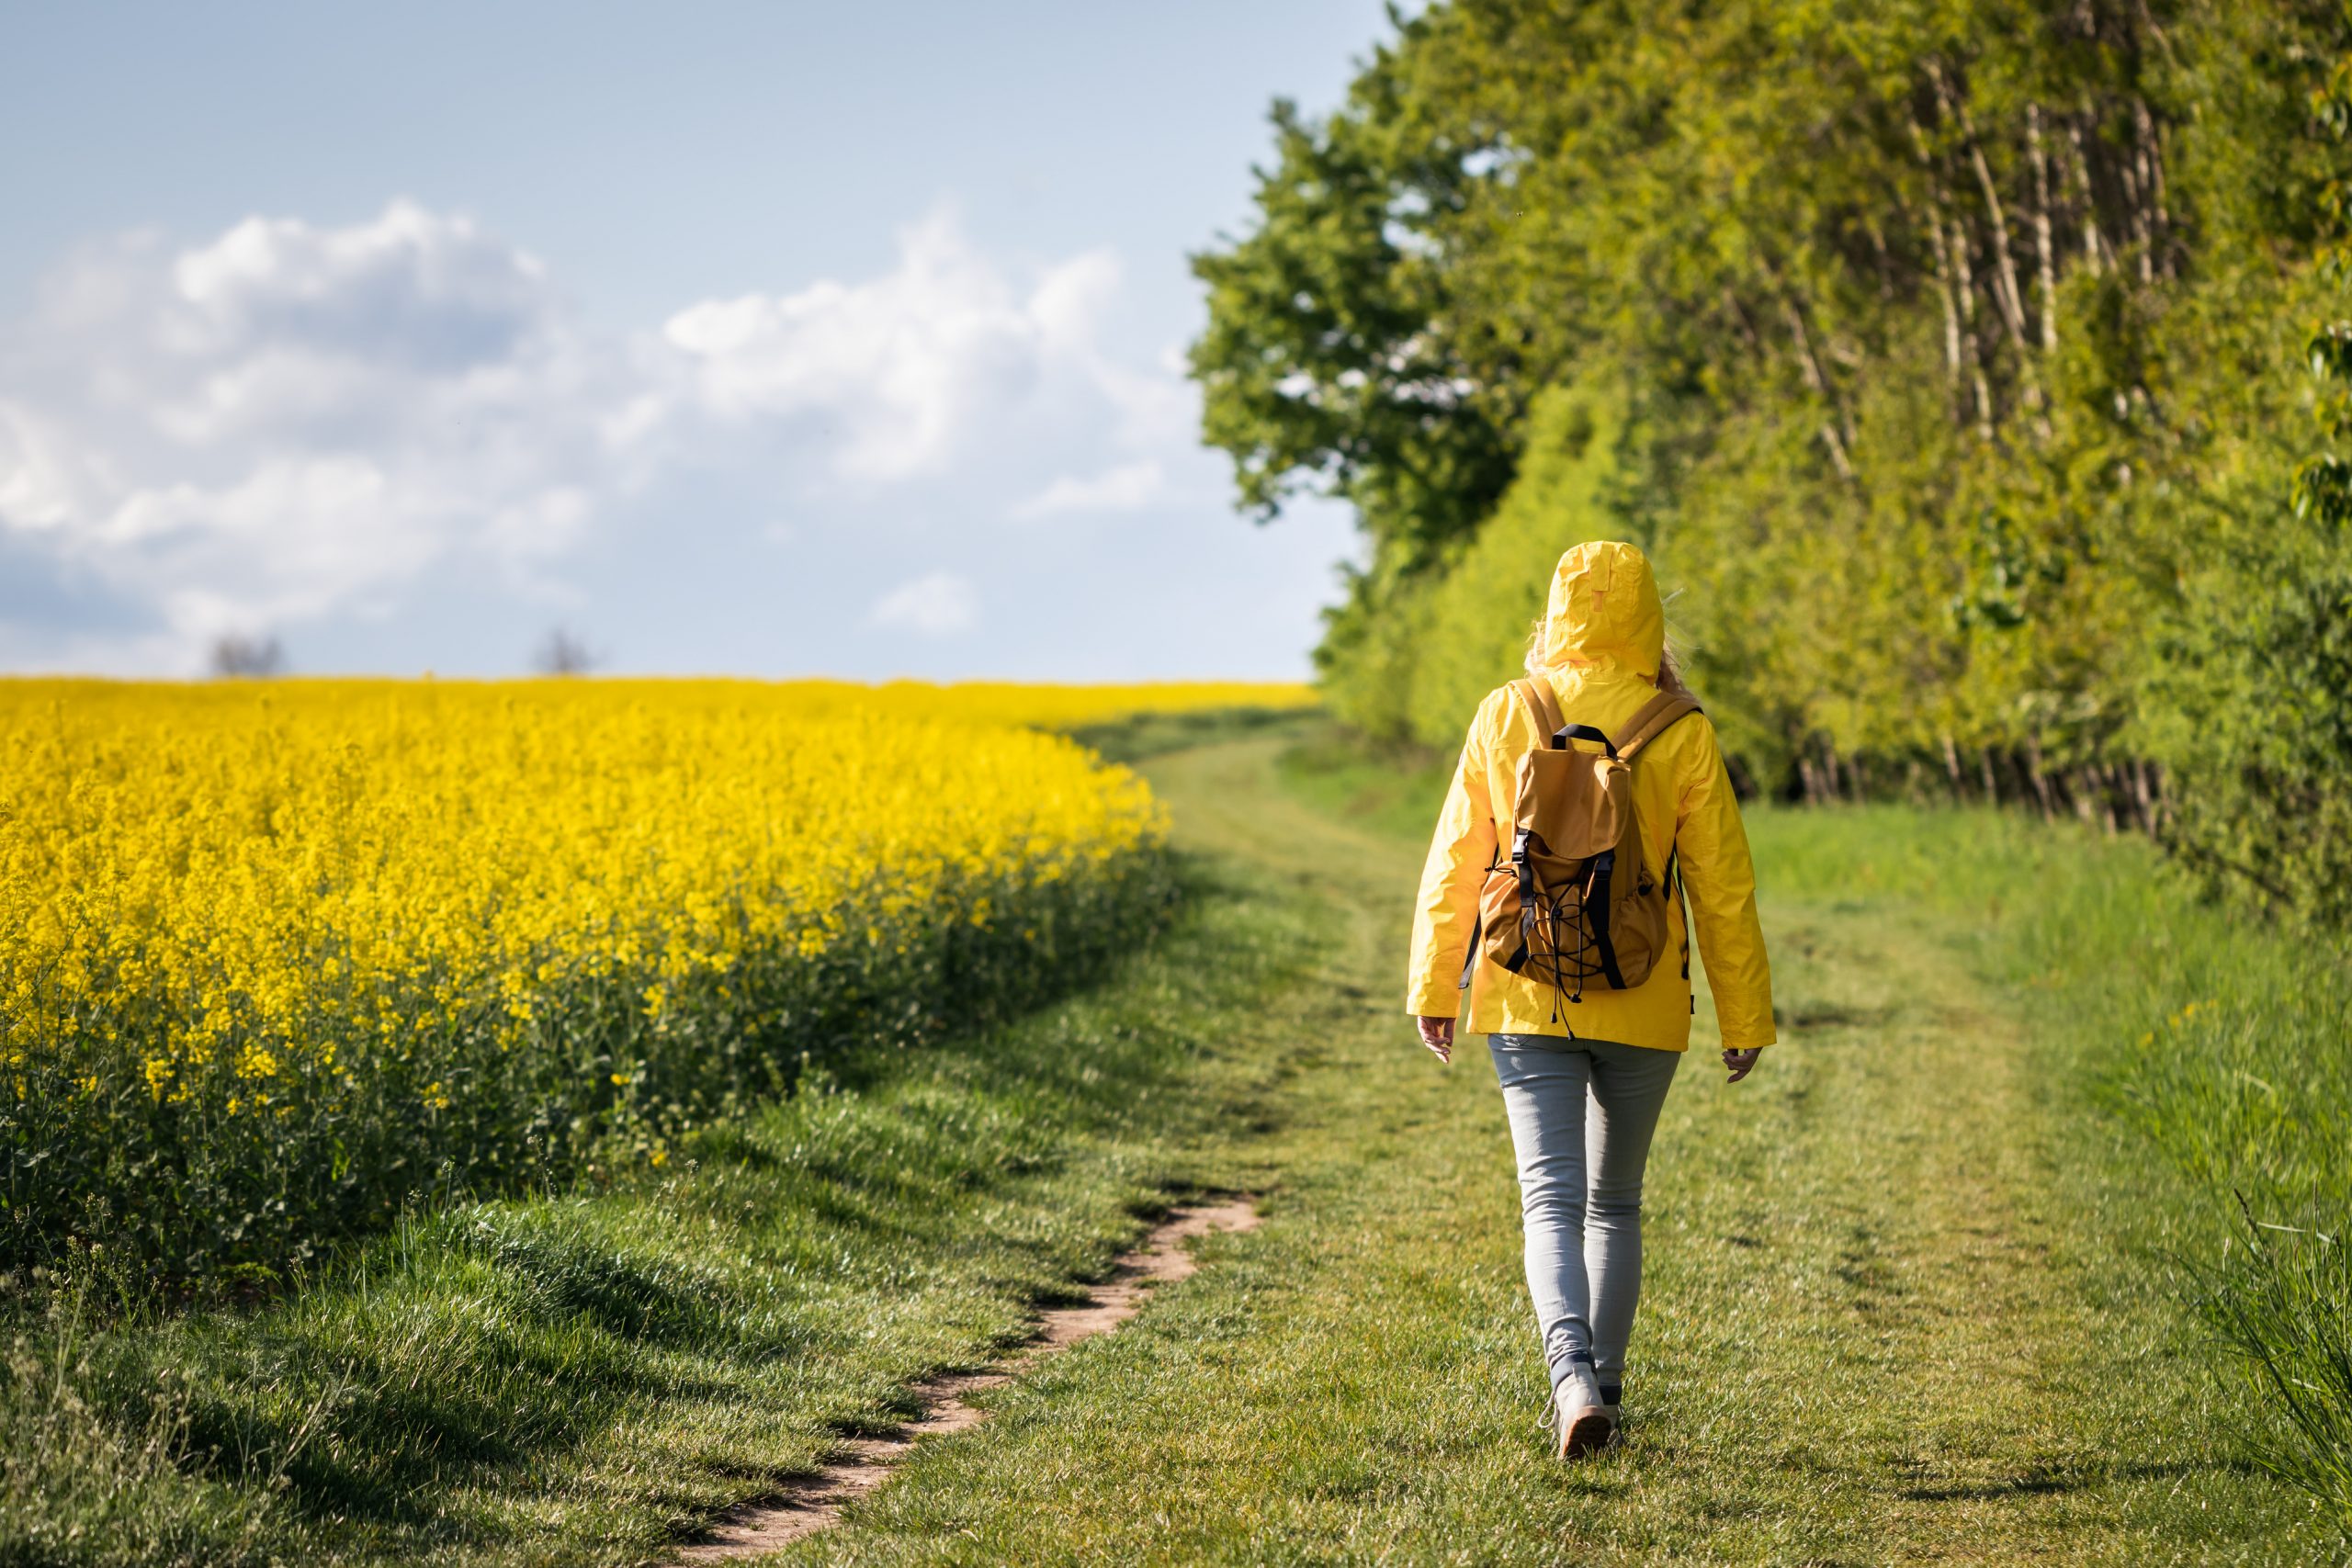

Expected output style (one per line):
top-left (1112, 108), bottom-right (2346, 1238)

top-left (786, 736), bottom-right (2316, 1564)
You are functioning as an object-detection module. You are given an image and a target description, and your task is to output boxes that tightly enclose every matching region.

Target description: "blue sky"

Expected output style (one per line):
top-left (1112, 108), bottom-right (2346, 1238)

top-left (0, 2), bottom-right (1387, 678)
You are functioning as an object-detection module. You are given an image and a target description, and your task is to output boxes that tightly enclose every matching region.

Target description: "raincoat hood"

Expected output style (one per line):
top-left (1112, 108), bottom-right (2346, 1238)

top-left (1537, 540), bottom-right (1664, 682)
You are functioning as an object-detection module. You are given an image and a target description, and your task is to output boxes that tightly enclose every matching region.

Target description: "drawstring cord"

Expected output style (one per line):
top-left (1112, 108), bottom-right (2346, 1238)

top-left (1534, 857), bottom-right (1615, 1023)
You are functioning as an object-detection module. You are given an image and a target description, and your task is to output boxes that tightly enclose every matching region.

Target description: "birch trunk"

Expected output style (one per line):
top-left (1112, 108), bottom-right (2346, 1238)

top-left (1930, 67), bottom-right (2050, 427)
top-left (1777, 293), bottom-right (1857, 477)
top-left (1948, 212), bottom-right (1996, 438)
top-left (2116, 118), bottom-right (2154, 281)
top-left (1908, 117), bottom-right (1996, 435)
top-left (2065, 115), bottom-right (2115, 275)
top-left (2027, 104), bottom-right (2061, 350)
top-left (1934, 66), bottom-right (2030, 352)
top-left (2025, 733), bottom-right (2056, 818)
top-left (1921, 195), bottom-right (1967, 415)
top-left (2132, 96), bottom-right (2173, 278)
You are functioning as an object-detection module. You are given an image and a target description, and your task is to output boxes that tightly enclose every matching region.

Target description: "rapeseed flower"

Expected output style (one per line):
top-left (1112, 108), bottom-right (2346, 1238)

top-left (0, 676), bottom-right (1279, 1279)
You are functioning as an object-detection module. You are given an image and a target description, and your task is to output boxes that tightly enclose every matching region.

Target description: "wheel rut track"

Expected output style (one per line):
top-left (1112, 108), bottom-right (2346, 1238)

top-left (674, 1199), bottom-right (1261, 1560)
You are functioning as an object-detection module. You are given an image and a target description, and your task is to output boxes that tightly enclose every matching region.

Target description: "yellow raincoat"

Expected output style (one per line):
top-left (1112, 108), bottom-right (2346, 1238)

top-left (1406, 541), bottom-right (1776, 1054)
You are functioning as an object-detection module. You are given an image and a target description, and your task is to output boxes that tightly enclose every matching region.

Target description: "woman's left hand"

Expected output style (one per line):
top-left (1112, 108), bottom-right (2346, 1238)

top-left (1416, 1015), bottom-right (1455, 1065)
top-left (1722, 1047), bottom-right (1762, 1082)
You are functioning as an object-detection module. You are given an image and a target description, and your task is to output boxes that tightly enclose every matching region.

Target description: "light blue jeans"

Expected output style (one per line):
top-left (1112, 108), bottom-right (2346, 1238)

top-left (1487, 1033), bottom-right (1682, 1398)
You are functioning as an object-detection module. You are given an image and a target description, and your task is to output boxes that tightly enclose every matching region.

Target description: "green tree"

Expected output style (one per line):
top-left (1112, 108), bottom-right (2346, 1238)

top-left (2140, 43), bottom-right (2352, 925)
top-left (1188, 17), bottom-right (1520, 734)
top-left (1196, 0), bottom-right (2352, 810)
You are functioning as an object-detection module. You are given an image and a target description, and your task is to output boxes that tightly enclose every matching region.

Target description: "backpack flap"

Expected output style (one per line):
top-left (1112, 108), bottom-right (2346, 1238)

top-left (1514, 744), bottom-right (1631, 863)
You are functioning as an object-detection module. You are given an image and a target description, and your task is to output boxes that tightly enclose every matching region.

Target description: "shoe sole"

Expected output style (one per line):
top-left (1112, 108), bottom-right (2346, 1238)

top-left (1560, 1411), bottom-right (1615, 1459)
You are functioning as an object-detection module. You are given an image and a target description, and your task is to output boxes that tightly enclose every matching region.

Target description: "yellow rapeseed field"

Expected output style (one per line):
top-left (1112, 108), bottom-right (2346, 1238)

top-left (2, 677), bottom-right (1302, 1276)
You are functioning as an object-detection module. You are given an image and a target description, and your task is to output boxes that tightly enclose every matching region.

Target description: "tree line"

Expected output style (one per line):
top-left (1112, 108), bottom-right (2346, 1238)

top-left (1192, 0), bottom-right (2352, 927)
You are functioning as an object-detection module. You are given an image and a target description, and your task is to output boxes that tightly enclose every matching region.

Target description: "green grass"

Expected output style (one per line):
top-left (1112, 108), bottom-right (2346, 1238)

top-left (4, 720), bottom-right (2343, 1563)
top-left (1063, 704), bottom-right (1316, 765)
top-left (775, 736), bottom-right (2330, 1565)
top-left (1270, 719), bottom-right (1451, 841)
top-left (1757, 804), bottom-right (2352, 1528)
top-left (1630, 775), bottom-right (2352, 1536)
top-left (0, 782), bottom-right (1332, 1565)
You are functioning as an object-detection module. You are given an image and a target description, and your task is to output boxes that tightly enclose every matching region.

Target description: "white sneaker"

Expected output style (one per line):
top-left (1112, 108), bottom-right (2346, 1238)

top-left (1548, 1370), bottom-right (1617, 1460)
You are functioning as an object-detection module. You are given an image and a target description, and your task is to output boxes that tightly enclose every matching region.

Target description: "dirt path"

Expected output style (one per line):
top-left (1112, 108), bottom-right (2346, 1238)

top-left (768, 737), bottom-right (2309, 1563)
top-left (675, 1200), bottom-right (1261, 1560)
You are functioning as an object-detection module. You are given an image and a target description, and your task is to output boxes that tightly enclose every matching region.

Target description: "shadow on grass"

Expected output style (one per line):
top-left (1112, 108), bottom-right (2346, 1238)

top-left (1779, 1002), bottom-right (1898, 1032)
top-left (1893, 1458), bottom-right (2227, 1502)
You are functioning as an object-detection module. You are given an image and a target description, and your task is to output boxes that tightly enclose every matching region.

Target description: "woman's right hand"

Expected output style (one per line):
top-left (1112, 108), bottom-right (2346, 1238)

top-left (1416, 1015), bottom-right (1455, 1065)
top-left (1722, 1047), bottom-right (1762, 1082)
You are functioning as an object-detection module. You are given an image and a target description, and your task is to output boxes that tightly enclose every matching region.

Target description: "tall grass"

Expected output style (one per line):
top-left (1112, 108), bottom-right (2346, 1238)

top-left (1750, 804), bottom-right (2352, 1529)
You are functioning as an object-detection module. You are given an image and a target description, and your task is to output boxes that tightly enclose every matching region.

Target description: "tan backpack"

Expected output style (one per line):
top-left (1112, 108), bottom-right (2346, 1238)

top-left (1459, 677), bottom-right (1702, 1012)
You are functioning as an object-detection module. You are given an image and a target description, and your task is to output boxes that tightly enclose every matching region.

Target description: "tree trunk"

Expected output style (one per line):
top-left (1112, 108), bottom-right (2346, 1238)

top-left (2133, 96), bottom-right (2173, 278)
top-left (2024, 734), bottom-right (2056, 818)
top-left (1941, 732), bottom-right (1967, 800)
top-left (1923, 201), bottom-right (1968, 419)
top-left (1862, 214), bottom-right (1898, 300)
top-left (2131, 757), bottom-right (2158, 835)
top-left (2116, 115), bottom-right (2154, 281)
top-left (1770, 280), bottom-right (1859, 475)
top-left (1933, 65), bottom-right (2032, 356)
top-left (2027, 104), bottom-right (2061, 350)
top-left (1980, 745), bottom-right (2000, 804)
top-left (1910, 118), bottom-right (1996, 436)
top-left (1949, 210), bottom-right (1997, 438)
top-left (2065, 114), bottom-right (2115, 275)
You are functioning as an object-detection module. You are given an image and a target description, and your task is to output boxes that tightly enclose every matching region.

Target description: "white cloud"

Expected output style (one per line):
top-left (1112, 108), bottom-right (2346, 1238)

top-left (0, 201), bottom-right (631, 665)
top-left (0, 402), bottom-right (111, 532)
top-left (1011, 458), bottom-right (1165, 519)
top-left (659, 209), bottom-right (1128, 483)
top-left (0, 198), bottom-right (1207, 671)
top-left (867, 570), bottom-right (978, 637)
top-left (169, 203), bottom-right (551, 367)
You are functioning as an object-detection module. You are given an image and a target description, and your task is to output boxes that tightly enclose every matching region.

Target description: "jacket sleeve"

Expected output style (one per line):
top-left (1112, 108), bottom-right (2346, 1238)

top-left (1406, 694), bottom-right (1501, 1019)
top-left (1674, 718), bottom-right (1777, 1051)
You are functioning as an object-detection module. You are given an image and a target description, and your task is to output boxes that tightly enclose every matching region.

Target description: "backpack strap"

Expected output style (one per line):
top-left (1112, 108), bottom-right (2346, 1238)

top-left (1611, 690), bottom-right (1703, 761)
top-left (1510, 677), bottom-right (1571, 748)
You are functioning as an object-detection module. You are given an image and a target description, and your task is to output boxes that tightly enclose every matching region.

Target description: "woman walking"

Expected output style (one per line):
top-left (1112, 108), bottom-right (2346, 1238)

top-left (1406, 540), bottom-right (1775, 1459)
